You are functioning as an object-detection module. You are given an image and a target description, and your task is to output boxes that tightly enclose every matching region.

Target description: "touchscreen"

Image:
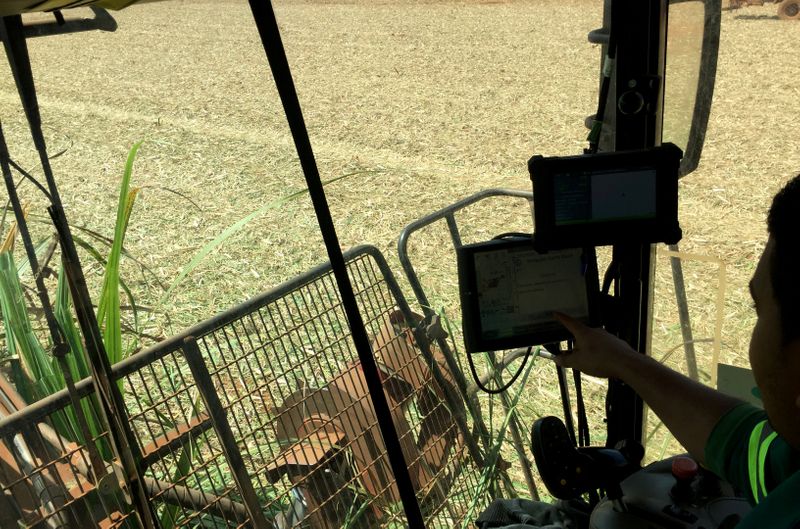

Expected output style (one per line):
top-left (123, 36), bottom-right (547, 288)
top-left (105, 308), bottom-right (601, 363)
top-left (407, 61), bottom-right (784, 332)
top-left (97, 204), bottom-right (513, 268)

top-left (474, 246), bottom-right (589, 340)
top-left (553, 168), bottom-right (658, 226)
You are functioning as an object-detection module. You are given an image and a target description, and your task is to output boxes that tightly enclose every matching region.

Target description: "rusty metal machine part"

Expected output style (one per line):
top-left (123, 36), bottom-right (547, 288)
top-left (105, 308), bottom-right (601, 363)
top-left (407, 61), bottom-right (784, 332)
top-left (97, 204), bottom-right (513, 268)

top-left (264, 310), bottom-right (470, 527)
top-left (728, 0), bottom-right (800, 20)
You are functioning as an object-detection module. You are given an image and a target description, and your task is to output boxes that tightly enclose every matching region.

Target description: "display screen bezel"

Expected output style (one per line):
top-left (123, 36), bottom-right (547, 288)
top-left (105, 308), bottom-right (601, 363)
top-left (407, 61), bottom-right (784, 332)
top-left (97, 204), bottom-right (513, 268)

top-left (458, 237), bottom-right (600, 354)
top-left (529, 144), bottom-right (683, 250)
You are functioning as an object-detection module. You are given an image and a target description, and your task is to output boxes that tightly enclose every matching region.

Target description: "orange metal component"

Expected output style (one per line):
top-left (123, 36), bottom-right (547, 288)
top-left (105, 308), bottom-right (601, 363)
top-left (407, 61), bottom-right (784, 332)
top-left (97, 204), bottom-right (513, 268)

top-left (264, 309), bottom-right (466, 526)
top-left (728, 0), bottom-right (799, 19)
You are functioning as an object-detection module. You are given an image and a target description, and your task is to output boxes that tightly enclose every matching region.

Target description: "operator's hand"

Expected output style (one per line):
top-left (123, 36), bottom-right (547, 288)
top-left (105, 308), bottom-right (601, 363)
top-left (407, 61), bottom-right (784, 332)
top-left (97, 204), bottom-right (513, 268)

top-left (553, 312), bottom-right (639, 379)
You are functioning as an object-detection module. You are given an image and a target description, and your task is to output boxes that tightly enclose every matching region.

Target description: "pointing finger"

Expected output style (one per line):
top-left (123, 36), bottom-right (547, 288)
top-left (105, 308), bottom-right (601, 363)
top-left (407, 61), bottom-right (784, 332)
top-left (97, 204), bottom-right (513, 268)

top-left (553, 311), bottom-right (586, 337)
top-left (553, 352), bottom-right (572, 369)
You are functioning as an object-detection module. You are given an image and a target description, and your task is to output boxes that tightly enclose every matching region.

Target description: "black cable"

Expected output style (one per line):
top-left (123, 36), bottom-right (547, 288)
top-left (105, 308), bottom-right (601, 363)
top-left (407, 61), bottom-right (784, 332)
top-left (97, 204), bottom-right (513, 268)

top-left (569, 337), bottom-right (591, 447)
top-left (467, 346), bottom-right (533, 395)
top-left (555, 361), bottom-right (577, 447)
top-left (567, 337), bottom-right (599, 505)
top-left (7, 158), bottom-right (51, 200)
top-left (543, 342), bottom-right (578, 446)
top-left (492, 232), bottom-right (532, 241)
top-left (574, 368), bottom-right (590, 447)
top-left (602, 259), bottom-right (618, 296)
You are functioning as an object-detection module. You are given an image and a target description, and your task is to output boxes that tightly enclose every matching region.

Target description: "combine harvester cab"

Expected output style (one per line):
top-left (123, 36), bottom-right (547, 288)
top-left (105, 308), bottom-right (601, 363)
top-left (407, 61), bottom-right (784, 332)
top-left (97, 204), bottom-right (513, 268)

top-left (2, 0), bottom-right (791, 528)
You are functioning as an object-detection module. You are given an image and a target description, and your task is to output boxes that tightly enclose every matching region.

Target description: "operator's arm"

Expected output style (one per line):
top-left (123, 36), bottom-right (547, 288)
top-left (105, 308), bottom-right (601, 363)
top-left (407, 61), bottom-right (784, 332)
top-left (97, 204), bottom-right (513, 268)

top-left (554, 312), bottom-right (743, 464)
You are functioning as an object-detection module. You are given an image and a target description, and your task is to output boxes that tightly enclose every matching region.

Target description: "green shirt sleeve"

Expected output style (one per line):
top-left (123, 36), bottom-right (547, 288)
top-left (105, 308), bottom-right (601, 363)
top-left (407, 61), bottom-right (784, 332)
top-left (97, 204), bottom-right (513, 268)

top-left (705, 402), bottom-right (800, 501)
top-left (704, 403), bottom-right (767, 495)
top-left (705, 403), bottom-right (800, 527)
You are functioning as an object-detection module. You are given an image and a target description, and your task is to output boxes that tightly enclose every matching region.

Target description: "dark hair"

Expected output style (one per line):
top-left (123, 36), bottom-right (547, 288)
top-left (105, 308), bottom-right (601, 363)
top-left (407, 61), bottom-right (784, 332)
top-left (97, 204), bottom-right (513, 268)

top-left (767, 173), bottom-right (800, 345)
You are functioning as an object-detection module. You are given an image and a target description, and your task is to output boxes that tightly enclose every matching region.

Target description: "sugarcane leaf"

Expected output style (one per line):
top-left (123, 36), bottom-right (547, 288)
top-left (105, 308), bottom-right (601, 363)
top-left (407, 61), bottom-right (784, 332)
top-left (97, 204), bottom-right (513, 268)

top-left (97, 142), bottom-right (142, 366)
top-left (159, 388), bottom-right (204, 529)
top-left (8, 358), bottom-right (35, 404)
top-left (70, 233), bottom-right (138, 322)
top-left (1, 220), bottom-right (17, 253)
top-left (60, 220), bottom-right (166, 291)
top-left (158, 171), bottom-right (360, 307)
top-left (54, 267), bottom-right (91, 381)
top-left (0, 252), bottom-right (57, 398)
top-left (15, 237), bottom-right (53, 278)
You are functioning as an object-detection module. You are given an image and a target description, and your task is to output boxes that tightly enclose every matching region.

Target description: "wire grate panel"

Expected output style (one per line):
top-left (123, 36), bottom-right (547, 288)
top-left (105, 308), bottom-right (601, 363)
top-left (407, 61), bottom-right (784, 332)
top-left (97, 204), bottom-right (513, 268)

top-left (3, 245), bottom-right (491, 528)
top-left (0, 387), bottom-right (139, 529)
top-left (183, 246), bottom-right (489, 528)
top-left (118, 347), bottom-right (257, 528)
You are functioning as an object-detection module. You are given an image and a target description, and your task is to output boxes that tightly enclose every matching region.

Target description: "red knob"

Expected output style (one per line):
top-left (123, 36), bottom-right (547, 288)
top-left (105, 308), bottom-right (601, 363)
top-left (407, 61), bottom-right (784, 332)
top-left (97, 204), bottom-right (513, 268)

top-left (672, 456), bottom-right (698, 481)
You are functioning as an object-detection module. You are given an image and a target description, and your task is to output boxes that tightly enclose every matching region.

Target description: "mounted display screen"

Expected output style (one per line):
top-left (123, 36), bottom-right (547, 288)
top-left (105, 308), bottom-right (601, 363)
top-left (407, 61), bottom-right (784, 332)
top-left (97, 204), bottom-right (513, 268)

top-left (458, 237), bottom-right (598, 353)
top-left (554, 168), bottom-right (657, 225)
top-left (530, 143), bottom-right (683, 250)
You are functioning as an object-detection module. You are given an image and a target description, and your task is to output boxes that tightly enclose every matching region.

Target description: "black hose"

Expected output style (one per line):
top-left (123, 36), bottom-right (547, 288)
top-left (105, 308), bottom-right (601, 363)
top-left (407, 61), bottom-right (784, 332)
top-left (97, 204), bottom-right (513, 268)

top-left (574, 368), bottom-right (590, 447)
top-left (556, 366), bottom-right (577, 447)
top-left (467, 347), bottom-right (533, 395)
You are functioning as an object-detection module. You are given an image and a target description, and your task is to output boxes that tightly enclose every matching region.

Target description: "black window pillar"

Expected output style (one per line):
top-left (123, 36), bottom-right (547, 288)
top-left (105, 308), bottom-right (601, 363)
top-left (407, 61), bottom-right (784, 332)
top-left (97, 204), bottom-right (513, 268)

top-left (605, 0), bottom-right (669, 448)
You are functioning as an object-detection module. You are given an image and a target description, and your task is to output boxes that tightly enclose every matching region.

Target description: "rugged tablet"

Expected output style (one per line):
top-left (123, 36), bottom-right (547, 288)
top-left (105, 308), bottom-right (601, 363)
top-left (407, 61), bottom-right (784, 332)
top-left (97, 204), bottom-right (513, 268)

top-left (529, 143), bottom-right (683, 250)
top-left (458, 237), bottom-right (599, 353)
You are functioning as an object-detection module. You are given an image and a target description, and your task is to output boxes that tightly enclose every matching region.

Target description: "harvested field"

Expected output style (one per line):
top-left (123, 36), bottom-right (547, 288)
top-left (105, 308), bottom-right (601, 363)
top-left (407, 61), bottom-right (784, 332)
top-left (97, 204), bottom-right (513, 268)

top-left (1, 0), bottom-right (799, 504)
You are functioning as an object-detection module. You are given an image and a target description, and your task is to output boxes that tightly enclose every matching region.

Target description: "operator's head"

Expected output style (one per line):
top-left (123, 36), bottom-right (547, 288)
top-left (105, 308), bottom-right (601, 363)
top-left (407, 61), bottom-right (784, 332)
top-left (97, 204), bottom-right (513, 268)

top-left (749, 173), bottom-right (800, 447)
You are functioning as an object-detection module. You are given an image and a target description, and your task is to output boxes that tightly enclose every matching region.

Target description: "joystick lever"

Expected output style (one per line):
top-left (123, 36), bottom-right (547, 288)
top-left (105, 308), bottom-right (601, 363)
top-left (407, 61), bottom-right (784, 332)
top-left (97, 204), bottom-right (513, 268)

top-left (670, 456), bottom-right (699, 503)
top-left (531, 416), bottom-right (643, 501)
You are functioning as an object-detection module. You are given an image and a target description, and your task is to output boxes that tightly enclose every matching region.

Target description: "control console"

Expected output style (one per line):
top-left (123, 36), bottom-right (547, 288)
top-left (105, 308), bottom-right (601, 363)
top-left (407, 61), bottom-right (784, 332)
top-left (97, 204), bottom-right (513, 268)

top-left (531, 416), bottom-right (752, 529)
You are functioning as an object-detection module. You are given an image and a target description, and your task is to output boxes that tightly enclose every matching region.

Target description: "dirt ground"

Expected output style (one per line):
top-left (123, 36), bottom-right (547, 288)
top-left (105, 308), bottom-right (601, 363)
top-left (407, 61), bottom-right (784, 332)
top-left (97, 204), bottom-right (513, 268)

top-left (1, 0), bottom-right (799, 487)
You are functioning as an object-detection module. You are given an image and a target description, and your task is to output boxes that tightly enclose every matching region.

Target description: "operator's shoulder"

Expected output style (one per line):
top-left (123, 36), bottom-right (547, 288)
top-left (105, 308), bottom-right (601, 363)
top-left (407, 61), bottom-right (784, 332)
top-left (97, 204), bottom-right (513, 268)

top-left (704, 403), bottom-right (764, 479)
top-left (715, 402), bottom-right (766, 433)
top-left (707, 403), bottom-right (764, 450)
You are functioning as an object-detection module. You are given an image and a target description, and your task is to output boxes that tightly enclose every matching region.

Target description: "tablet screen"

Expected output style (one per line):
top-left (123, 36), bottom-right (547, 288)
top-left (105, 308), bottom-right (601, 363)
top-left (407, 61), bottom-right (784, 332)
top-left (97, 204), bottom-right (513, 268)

top-left (529, 144), bottom-right (682, 250)
top-left (459, 238), bottom-right (596, 353)
top-left (554, 168), bottom-right (658, 226)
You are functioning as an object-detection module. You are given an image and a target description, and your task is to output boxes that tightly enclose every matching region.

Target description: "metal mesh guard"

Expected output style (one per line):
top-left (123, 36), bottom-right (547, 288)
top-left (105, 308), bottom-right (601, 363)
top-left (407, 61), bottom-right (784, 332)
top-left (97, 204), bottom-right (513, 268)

top-left (1, 245), bottom-right (488, 528)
